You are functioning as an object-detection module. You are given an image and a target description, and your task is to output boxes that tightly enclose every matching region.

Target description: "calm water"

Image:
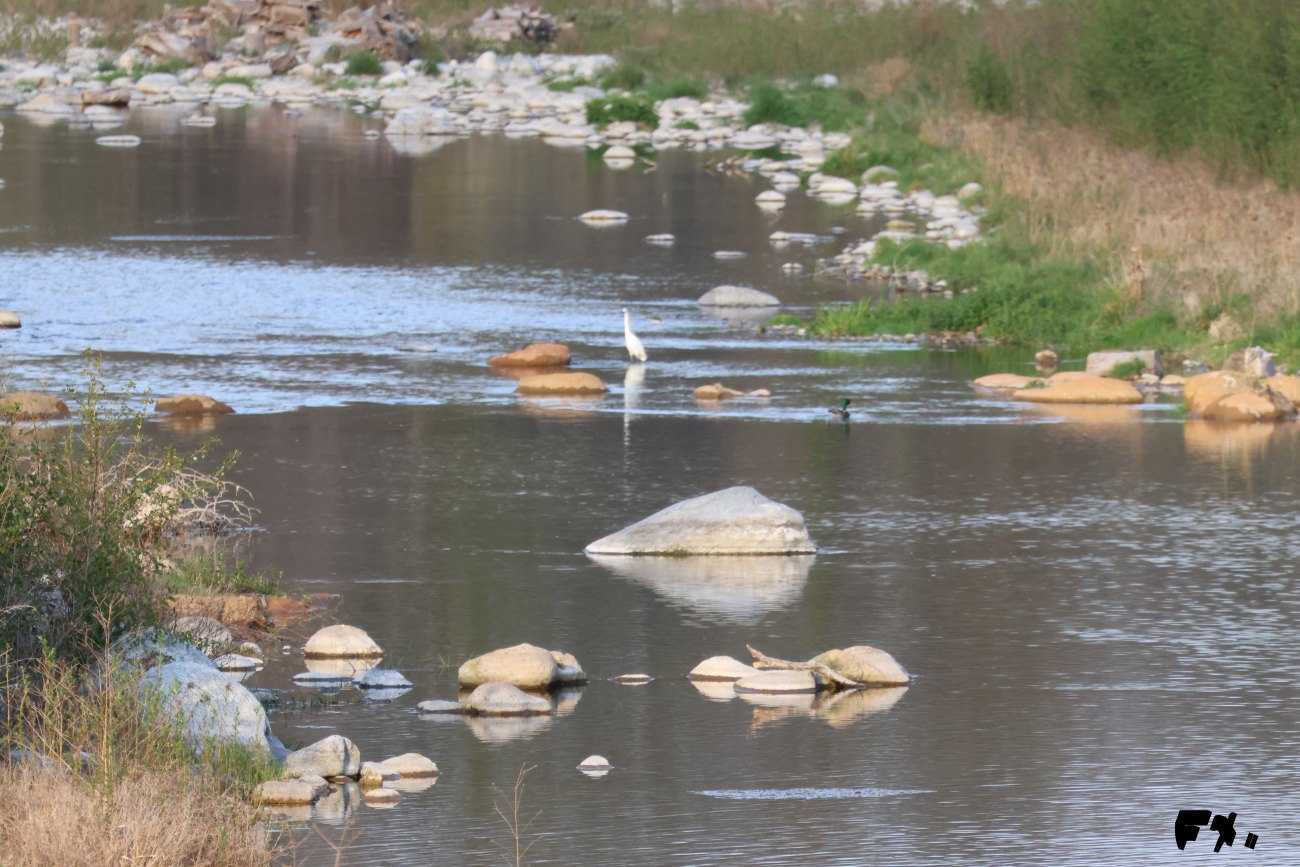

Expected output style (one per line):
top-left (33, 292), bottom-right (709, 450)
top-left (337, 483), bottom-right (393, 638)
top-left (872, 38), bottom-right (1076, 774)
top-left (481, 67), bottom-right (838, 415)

top-left (2, 107), bottom-right (1298, 865)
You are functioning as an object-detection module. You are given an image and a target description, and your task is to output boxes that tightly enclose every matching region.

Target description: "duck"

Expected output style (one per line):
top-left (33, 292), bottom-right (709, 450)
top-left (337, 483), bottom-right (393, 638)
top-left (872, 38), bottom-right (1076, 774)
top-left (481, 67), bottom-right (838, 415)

top-left (623, 307), bottom-right (647, 362)
top-left (826, 398), bottom-right (852, 420)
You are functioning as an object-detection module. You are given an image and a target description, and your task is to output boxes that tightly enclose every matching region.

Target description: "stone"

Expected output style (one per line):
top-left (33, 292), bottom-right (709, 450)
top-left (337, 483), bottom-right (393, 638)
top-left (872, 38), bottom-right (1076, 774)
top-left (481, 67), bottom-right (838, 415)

top-left (113, 629), bottom-right (213, 670)
top-left (213, 653), bottom-right (262, 672)
top-left (1034, 349), bottom-right (1058, 370)
top-left (364, 788), bottom-right (401, 805)
top-left (1224, 346), bottom-right (1278, 378)
top-left (465, 682), bottom-right (552, 716)
top-left (0, 311), bottom-right (19, 328)
top-left (16, 93), bottom-right (76, 116)
top-left (585, 486), bottom-right (817, 555)
top-left (1084, 349), bottom-right (1163, 378)
top-left (352, 668), bottom-right (412, 689)
top-left (972, 373), bottom-right (1041, 391)
top-left (459, 643), bottom-right (559, 690)
top-left (359, 761), bottom-right (400, 789)
top-left (812, 645), bottom-right (911, 686)
top-left (577, 755), bottom-right (612, 770)
top-left (1160, 375), bottom-right (1187, 388)
top-left (1184, 371), bottom-right (1251, 416)
top-left (515, 372), bottom-right (607, 395)
top-left (577, 209), bottom-right (629, 223)
top-left (697, 285), bottom-right (780, 307)
top-left (253, 780), bottom-right (318, 806)
top-left (0, 392), bottom-right (70, 421)
top-left (416, 699), bottom-right (468, 714)
top-left (135, 72), bottom-right (180, 94)
top-left (611, 674), bottom-right (654, 684)
top-left (734, 670), bottom-right (821, 694)
top-left (169, 594), bottom-right (263, 628)
top-left (292, 774), bottom-right (332, 799)
top-left (693, 383), bottom-right (743, 400)
top-left (755, 190), bottom-right (786, 209)
top-left (155, 394), bottom-right (234, 414)
top-left (285, 735), bottom-right (361, 779)
top-left (550, 650), bottom-right (589, 685)
top-left (380, 753), bottom-right (440, 777)
top-left (1264, 375), bottom-right (1300, 406)
top-left (170, 614), bottom-right (231, 648)
top-left (140, 660), bottom-right (270, 752)
top-left (688, 655), bottom-right (760, 681)
top-left (304, 624), bottom-right (383, 658)
top-left (83, 88), bottom-right (131, 107)
top-left (488, 343), bottom-right (572, 367)
top-left (1012, 375), bottom-right (1143, 405)
top-left (604, 144), bottom-right (635, 162)
top-left (1202, 390), bottom-right (1294, 423)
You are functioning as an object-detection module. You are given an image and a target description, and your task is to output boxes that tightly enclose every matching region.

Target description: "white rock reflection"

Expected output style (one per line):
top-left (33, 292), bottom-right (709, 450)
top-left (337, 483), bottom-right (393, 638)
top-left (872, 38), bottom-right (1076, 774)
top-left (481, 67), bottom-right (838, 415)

top-left (465, 714), bottom-right (554, 743)
top-left (588, 554), bottom-right (814, 623)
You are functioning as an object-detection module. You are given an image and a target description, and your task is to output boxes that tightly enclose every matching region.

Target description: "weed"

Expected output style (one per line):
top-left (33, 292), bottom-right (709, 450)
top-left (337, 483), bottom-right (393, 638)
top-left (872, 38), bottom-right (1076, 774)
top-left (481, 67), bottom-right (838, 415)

top-left (545, 75), bottom-right (590, 93)
top-left (211, 74), bottom-right (256, 90)
top-left (586, 94), bottom-right (658, 130)
top-left (742, 79), bottom-right (865, 131)
top-left (492, 764), bottom-right (541, 867)
top-left (646, 76), bottom-right (709, 101)
top-left (1105, 358), bottom-right (1146, 379)
top-left (343, 50), bottom-right (382, 77)
top-left (598, 61), bottom-right (647, 91)
top-left (673, 119), bottom-right (700, 131)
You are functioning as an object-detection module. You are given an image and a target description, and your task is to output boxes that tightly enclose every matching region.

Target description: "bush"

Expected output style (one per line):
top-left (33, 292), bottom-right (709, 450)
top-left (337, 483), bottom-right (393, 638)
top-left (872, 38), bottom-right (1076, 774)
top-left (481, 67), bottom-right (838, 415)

top-left (646, 76), bottom-right (710, 101)
top-left (966, 45), bottom-right (1013, 114)
top-left (344, 50), bottom-right (383, 76)
top-left (741, 79), bottom-right (864, 131)
top-left (586, 94), bottom-right (659, 129)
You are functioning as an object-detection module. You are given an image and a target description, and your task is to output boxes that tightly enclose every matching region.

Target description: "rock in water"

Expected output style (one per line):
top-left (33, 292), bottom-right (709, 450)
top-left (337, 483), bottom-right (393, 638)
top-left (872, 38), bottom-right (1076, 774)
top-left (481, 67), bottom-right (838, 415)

top-left (733, 670), bottom-right (822, 694)
top-left (697, 285), bottom-right (781, 307)
top-left (515, 372), bottom-right (607, 395)
top-left (304, 624), bottom-right (383, 658)
top-left (459, 644), bottom-right (560, 690)
top-left (688, 656), bottom-right (761, 681)
top-left (1084, 349), bottom-right (1163, 378)
top-left (1012, 375), bottom-right (1143, 405)
top-left (0, 391), bottom-right (71, 421)
top-left (253, 780), bottom-right (319, 806)
top-left (0, 311), bottom-right (21, 328)
top-left (285, 735), bottom-right (362, 779)
top-left (811, 646), bottom-right (911, 686)
top-left (155, 393), bottom-right (234, 414)
top-left (585, 486), bottom-right (817, 555)
top-left (488, 343), bottom-right (572, 368)
top-left (380, 753), bottom-right (440, 777)
top-left (465, 682), bottom-right (552, 716)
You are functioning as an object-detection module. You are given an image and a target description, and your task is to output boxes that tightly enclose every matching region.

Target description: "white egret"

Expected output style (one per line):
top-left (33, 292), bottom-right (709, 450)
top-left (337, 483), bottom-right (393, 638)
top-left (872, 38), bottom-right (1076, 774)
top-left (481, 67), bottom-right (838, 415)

top-left (623, 307), bottom-right (647, 362)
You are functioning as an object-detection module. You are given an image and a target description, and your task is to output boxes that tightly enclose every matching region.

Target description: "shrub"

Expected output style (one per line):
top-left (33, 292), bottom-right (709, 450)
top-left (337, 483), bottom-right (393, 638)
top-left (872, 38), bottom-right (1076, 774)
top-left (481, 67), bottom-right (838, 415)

top-left (344, 50), bottom-right (383, 76)
top-left (966, 45), bottom-right (1013, 114)
top-left (598, 62), bottom-right (647, 91)
top-left (586, 94), bottom-right (659, 129)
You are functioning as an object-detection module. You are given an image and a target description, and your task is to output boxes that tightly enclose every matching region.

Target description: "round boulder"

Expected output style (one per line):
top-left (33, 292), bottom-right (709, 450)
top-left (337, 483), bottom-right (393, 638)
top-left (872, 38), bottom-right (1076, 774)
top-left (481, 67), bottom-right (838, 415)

top-left (1184, 371), bottom-right (1252, 416)
top-left (697, 286), bottom-right (781, 307)
top-left (380, 753), bottom-right (440, 778)
top-left (155, 394), bottom-right (234, 414)
top-left (352, 668), bottom-right (412, 689)
top-left (359, 761), bottom-right (400, 789)
top-left (304, 624), bottom-right (383, 659)
top-left (578, 755), bottom-right (612, 770)
top-left (0, 311), bottom-right (20, 328)
top-left (1202, 390), bottom-right (1294, 422)
top-left (812, 645), bottom-right (911, 686)
top-left (488, 343), bottom-right (572, 368)
top-left (688, 655), bottom-right (760, 681)
top-left (1, 391), bottom-right (70, 421)
top-left (459, 643), bottom-right (559, 690)
top-left (516, 372), bottom-right (607, 396)
top-left (465, 682), bottom-right (553, 716)
top-left (285, 735), bottom-right (362, 779)
top-left (139, 660), bottom-right (270, 752)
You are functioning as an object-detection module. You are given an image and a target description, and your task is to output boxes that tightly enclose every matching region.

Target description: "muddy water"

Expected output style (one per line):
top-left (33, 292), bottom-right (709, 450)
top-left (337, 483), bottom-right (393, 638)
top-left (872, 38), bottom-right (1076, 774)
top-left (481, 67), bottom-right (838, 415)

top-left (3, 108), bottom-right (1299, 865)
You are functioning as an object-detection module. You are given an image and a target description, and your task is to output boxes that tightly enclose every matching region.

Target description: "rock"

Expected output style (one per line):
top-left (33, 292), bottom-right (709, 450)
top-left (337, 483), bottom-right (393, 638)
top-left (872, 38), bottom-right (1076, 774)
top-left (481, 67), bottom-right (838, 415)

top-left (140, 660), bottom-right (270, 752)
top-left (755, 190), bottom-right (786, 209)
top-left (696, 285), bottom-right (780, 307)
top-left (734, 670), bottom-right (821, 694)
top-left (585, 486), bottom-right (817, 555)
top-left (0, 311), bottom-right (19, 328)
top-left (812, 645), bottom-right (911, 686)
top-left (364, 787), bottom-right (401, 805)
top-left (292, 671), bottom-right (353, 685)
top-left (253, 780), bottom-right (318, 806)
top-left (1224, 346), bottom-right (1278, 378)
top-left (972, 373), bottom-right (1041, 391)
top-left (416, 699), bottom-right (468, 714)
top-left (1012, 375), bottom-right (1143, 405)
top-left (170, 615), bottom-right (231, 648)
top-left (1202, 390), bottom-right (1294, 423)
top-left (688, 655), bottom-right (760, 681)
top-left (304, 624), bottom-right (383, 658)
top-left (135, 72), bottom-right (180, 94)
top-left (550, 650), bottom-right (589, 685)
top-left (113, 629), bottom-right (214, 669)
top-left (292, 774), bottom-right (332, 799)
top-left (168, 594), bottom-right (264, 628)
top-left (488, 343), bottom-right (572, 367)
top-left (1264, 375), bottom-right (1300, 406)
top-left (515, 372), bottom-right (607, 395)
top-left (611, 674), bottom-right (654, 684)
top-left (1209, 314), bottom-right (1246, 342)
top-left (645, 234), bottom-right (675, 245)
top-left (577, 209), bottom-right (629, 223)
top-left (1184, 371), bottom-right (1252, 416)
top-left (459, 643), bottom-right (559, 690)
top-left (465, 682), bottom-right (552, 716)
top-left (83, 88), bottom-right (131, 107)
top-left (285, 735), bottom-right (361, 779)
top-left (1160, 375), bottom-right (1187, 388)
top-left (237, 641), bottom-right (263, 659)
top-left (16, 93), bottom-right (76, 116)
top-left (380, 753), bottom-right (440, 777)
top-left (155, 393), bottom-right (234, 414)
top-left (693, 383), bottom-right (743, 400)
top-left (604, 144), bottom-right (636, 162)
top-left (352, 668), bottom-right (412, 689)
top-left (1085, 349), bottom-right (1163, 378)
top-left (1034, 349), bottom-right (1058, 370)
top-left (359, 761), bottom-right (400, 789)
top-left (0, 392), bottom-right (70, 421)
top-left (577, 755), bottom-right (612, 770)
top-left (213, 653), bottom-right (262, 672)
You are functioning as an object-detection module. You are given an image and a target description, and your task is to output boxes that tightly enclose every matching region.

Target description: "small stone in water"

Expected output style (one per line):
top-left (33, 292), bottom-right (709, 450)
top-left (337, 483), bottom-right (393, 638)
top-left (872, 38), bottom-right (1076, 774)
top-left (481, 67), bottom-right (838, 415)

top-left (578, 755), bottom-right (612, 770)
top-left (610, 673), bottom-right (654, 684)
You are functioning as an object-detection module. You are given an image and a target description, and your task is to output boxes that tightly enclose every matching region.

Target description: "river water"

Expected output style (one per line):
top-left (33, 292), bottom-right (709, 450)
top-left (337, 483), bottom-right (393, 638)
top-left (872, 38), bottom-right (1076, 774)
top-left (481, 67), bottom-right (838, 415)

top-left (2, 107), bottom-right (1298, 865)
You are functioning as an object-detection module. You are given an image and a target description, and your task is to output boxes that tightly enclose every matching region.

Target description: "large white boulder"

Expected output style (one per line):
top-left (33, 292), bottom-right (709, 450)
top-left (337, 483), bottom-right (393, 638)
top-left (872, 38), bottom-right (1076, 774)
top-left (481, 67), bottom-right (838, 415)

top-left (304, 624), bottom-right (383, 659)
top-left (585, 486), bottom-right (817, 555)
top-left (285, 735), bottom-right (362, 779)
top-left (139, 660), bottom-right (270, 752)
top-left (459, 643), bottom-right (559, 690)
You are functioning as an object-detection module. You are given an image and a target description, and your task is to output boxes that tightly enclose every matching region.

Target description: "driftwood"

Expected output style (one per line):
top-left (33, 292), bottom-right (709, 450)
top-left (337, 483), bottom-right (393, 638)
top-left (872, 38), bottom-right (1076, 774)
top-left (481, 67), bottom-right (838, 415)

top-left (746, 644), bottom-right (863, 690)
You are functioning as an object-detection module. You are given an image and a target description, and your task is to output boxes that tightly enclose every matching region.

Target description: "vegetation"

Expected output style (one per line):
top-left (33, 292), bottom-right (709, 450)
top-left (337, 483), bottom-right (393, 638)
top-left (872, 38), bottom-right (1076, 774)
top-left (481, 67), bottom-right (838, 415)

top-left (1105, 359), bottom-right (1147, 380)
top-left (586, 93), bottom-right (658, 130)
top-left (343, 49), bottom-right (383, 77)
top-left (741, 79), bottom-right (864, 131)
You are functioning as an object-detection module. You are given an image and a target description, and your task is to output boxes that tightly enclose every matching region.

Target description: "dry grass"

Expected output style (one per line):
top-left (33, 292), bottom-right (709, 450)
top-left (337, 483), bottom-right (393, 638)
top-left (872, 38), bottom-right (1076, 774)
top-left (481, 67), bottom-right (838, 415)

top-left (0, 764), bottom-right (278, 867)
top-left (926, 112), bottom-right (1300, 321)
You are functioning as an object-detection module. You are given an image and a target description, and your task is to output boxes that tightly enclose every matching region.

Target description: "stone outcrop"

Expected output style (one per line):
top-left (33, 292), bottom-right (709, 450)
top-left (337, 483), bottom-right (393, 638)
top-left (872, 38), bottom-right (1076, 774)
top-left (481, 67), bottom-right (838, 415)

top-left (585, 486), bottom-right (817, 555)
top-left (1185, 371), bottom-right (1298, 422)
top-left (515, 372), bottom-right (607, 395)
top-left (155, 394), bottom-right (233, 414)
top-left (1012, 374), bottom-right (1143, 405)
top-left (1085, 349), bottom-right (1163, 378)
top-left (303, 624), bottom-right (383, 658)
top-left (253, 780), bottom-right (319, 806)
top-left (488, 343), bottom-right (572, 368)
top-left (696, 285), bottom-right (780, 307)
top-left (0, 391), bottom-right (70, 421)
top-left (285, 734), bottom-right (361, 779)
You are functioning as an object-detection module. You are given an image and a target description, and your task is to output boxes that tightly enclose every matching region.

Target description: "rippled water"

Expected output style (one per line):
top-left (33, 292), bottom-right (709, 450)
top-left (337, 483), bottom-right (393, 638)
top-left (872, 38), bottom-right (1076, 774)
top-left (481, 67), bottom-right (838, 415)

top-left (3, 107), bottom-right (1298, 865)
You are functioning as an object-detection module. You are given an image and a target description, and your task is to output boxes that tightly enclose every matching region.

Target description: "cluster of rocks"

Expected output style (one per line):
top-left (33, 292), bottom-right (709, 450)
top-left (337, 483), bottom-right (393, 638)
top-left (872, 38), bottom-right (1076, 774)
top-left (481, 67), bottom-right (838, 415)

top-left (467, 5), bottom-right (562, 45)
top-left (688, 645), bottom-right (911, 697)
top-left (416, 643), bottom-right (588, 717)
top-left (254, 733), bottom-right (438, 809)
top-left (488, 340), bottom-right (610, 396)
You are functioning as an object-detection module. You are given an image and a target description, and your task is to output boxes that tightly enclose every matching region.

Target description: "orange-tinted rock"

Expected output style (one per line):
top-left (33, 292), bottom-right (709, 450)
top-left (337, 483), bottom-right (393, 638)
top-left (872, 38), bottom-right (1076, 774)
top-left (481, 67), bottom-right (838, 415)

top-left (694, 383), bottom-right (744, 400)
top-left (516, 372), bottom-right (607, 395)
top-left (1202, 390), bottom-right (1294, 422)
top-left (155, 394), bottom-right (234, 414)
top-left (1012, 375), bottom-right (1142, 404)
top-left (1184, 371), bottom-right (1251, 416)
top-left (488, 343), bottom-right (572, 368)
top-left (1, 391), bottom-right (70, 421)
top-left (169, 594), bottom-right (265, 628)
top-left (1264, 375), bottom-right (1300, 406)
top-left (972, 373), bottom-right (1040, 391)
top-left (1045, 371), bottom-right (1094, 385)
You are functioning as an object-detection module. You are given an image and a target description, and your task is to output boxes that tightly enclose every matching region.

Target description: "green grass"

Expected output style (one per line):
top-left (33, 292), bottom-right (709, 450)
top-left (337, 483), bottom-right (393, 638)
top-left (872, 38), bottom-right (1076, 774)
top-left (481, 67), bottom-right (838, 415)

top-left (1105, 358), bottom-right (1146, 379)
top-left (546, 75), bottom-right (591, 92)
top-left (343, 50), bottom-right (383, 77)
top-left (741, 79), bottom-right (866, 131)
top-left (646, 76), bottom-right (710, 101)
top-left (820, 98), bottom-right (978, 193)
top-left (586, 94), bottom-right (659, 130)
top-left (162, 552), bottom-right (282, 596)
top-left (598, 61), bottom-right (647, 91)
top-left (210, 74), bottom-right (255, 89)
top-left (673, 119), bottom-right (700, 131)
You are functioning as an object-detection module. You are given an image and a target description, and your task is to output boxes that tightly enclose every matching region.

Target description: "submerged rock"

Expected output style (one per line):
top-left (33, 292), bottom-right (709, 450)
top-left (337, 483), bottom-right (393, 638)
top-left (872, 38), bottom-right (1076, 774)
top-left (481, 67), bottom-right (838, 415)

top-left (577, 209), bottom-right (629, 223)
top-left (688, 655), bottom-right (760, 681)
top-left (465, 682), bottom-right (552, 716)
top-left (811, 645), bottom-right (911, 686)
top-left (155, 394), bottom-right (234, 414)
top-left (459, 643), bottom-right (559, 690)
top-left (304, 624), bottom-right (384, 659)
top-left (585, 486), bottom-right (817, 555)
top-left (693, 383), bottom-right (772, 401)
top-left (1034, 349), bottom-right (1059, 370)
top-left (285, 735), bottom-right (362, 779)
top-left (516, 372), bottom-right (607, 395)
top-left (0, 391), bottom-right (70, 421)
top-left (352, 668), bottom-right (412, 689)
top-left (488, 343), bottom-right (572, 368)
top-left (734, 670), bottom-right (822, 694)
top-left (416, 699), bottom-right (469, 714)
top-left (364, 787), bottom-right (401, 805)
top-left (696, 286), bottom-right (780, 307)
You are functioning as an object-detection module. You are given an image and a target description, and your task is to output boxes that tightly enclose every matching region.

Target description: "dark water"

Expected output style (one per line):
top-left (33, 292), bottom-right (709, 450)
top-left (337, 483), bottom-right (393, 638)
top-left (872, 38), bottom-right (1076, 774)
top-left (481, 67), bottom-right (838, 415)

top-left (3, 108), bottom-right (1299, 865)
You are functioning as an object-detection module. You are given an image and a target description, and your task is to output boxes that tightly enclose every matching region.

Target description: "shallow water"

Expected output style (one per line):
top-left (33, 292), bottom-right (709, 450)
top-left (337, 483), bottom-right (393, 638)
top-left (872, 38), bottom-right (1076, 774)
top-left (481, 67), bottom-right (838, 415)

top-left (3, 107), bottom-right (1298, 865)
